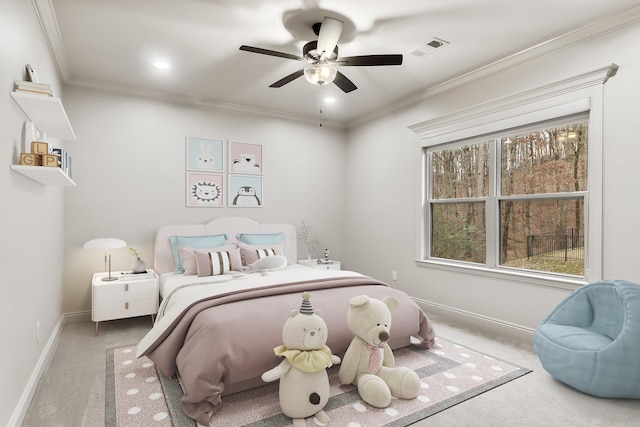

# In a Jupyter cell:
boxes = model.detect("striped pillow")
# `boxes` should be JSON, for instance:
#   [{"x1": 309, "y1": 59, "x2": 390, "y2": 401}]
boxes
[
  {"x1": 194, "y1": 247, "x2": 242, "y2": 277},
  {"x1": 209, "y1": 250, "x2": 232, "y2": 275},
  {"x1": 237, "y1": 241, "x2": 285, "y2": 265},
  {"x1": 179, "y1": 244, "x2": 236, "y2": 275}
]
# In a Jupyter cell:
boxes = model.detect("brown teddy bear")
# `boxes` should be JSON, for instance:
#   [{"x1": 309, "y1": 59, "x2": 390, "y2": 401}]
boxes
[
  {"x1": 338, "y1": 294, "x2": 422, "y2": 408},
  {"x1": 262, "y1": 292, "x2": 341, "y2": 426}
]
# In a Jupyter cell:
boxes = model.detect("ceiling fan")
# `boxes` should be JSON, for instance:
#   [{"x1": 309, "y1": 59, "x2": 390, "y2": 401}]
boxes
[{"x1": 239, "y1": 16, "x2": 402, "y2": 93}]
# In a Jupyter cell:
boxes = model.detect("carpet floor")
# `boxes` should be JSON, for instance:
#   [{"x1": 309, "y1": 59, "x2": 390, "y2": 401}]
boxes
[{"x1": 107, "y1": 336, "x2": 531, "y2": 426}]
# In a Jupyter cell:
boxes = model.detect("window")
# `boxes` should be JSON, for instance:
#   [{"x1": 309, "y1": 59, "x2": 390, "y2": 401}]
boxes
[
  {"x1": 410, "y1": 64, "x2": 616, "y2": 285},
  {"x1": 427, "y1": 115, "x2": 588, "y2": 277}
]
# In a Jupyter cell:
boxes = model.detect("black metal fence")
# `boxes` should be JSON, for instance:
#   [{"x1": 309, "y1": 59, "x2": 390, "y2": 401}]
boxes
[{"x1": 526, "y1": 229, "x2": 584, "y2": 261}]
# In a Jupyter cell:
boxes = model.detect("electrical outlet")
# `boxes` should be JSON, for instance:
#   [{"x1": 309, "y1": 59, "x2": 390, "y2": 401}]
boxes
[
  {"x1": 36, "y1": 321, "x2": 40, "y2": 342},
  {"x1": 392, "y1": 271, "x2": 397, "y2": 281}
]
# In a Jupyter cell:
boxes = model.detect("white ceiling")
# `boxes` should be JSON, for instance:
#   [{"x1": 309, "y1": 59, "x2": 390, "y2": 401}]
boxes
[{"x1": 35, "y1": 0, "x2": 640, "y2": 127}]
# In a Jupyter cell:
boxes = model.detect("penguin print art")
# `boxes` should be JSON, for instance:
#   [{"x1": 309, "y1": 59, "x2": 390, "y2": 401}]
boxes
[{"x1": 233, "y1": 186, "x2": 261, "y2": 206}]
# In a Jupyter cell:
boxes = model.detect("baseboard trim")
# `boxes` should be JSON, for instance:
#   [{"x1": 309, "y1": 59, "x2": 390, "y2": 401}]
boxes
[
  {"x1": 413, "y1": 297, "x2": 536, "y2": 344},
  {"x1": 8, "y1": 314, "x2": 65, "y2": 427},
  {"x1": 64, "y1": 309, "x2": 91, "y2": 323}
]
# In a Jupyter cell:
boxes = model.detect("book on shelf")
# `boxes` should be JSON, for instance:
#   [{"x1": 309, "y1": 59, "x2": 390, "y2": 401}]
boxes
[
  {"x1": 25, "y1": 64, "x2": 39, "y2": 83},
  {"x1": 14, "y1": 88, "x2": 53, "y2": 96},
  {"x1": 14, "y1": 80, "x2": 53, "y2": 96},
  {"x1": 50, "y1": 147, "x2": 71, "y2": 176}
]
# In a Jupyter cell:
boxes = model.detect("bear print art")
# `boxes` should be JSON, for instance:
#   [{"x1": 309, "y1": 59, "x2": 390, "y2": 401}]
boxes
[{"x1": 232, "y1": 153, "x2": 260, "y2": 173}]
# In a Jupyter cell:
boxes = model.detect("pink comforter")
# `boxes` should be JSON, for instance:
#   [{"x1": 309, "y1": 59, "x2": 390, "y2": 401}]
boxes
[{"x1": 138, "y1": 274, "x2": 436, "y2": 425}]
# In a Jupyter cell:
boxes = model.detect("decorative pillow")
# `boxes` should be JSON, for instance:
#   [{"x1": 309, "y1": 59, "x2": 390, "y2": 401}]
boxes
[
  {"x1": 237, "y1": 241, "x2": 285, "y2": 266},
  {"x1": 236, "y1": 232, "x2": 286, "y2": 245},
  {"x1": 169, "y1": 234, "x2": 228, "y2": 273},
  {"x1": 245, "y1": 255, "x2": 288, "y2": 274},
  {"x1": 194, "y1": 247, "x2": 243, "y2": 277},
  {"x1": 180, "y1": 245, "x2": 236, "y2": 275}
]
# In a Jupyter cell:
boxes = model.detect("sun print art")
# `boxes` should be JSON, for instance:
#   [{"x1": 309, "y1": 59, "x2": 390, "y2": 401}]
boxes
[{"x1": 186, "y1": 172, "x2": 224, "y2": 207}]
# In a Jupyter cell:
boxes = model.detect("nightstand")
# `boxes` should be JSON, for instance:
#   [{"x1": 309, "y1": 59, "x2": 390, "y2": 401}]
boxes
[
  {"x1": 298, "y1": 259, "x2": 341, "y2": 270},
  {"x1": 91, "y1": 270, "x2": 159, "y2": 335}
]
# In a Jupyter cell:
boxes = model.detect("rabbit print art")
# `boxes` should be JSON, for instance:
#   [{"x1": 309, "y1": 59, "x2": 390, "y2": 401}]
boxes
[{"x1": 197, "y1": 141, "x2": 216, "y2": 169}]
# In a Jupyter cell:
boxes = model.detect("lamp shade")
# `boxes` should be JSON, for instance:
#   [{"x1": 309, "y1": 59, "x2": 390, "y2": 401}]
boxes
[
  {"x1": 83, "y1": 238, "x2": 127, "y2": 250},
  {"x1": 304, "y1": 62, "x2": 337, "y2": 85}
]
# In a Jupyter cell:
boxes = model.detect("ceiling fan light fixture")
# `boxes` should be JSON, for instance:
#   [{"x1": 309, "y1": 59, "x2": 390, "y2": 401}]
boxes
[
  {"x1": 153, "y1": 60, "x2": 170, "y2": 69},
  {"x1": 304, "y1": 62, "x2": 337, "y2": 85}
]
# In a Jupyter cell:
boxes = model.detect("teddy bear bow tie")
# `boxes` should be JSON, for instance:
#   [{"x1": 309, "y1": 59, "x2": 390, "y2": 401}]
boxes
[{"x1": 367, "y1": 344, "x2": 384, "y2": 373}]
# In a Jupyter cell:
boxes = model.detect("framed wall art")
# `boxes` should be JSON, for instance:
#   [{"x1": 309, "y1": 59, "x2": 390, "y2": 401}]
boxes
[
  {"x1": 186, "y1": 136, "x2": 224, "y2": 172},
  {"x1": 229, "y1": 141, "x2": 262, "y2": 174},
  {"x1": 228, "y1": 174, "x2": 263, "y2": 207},
  {"x1": 186, "y1": 172, "x2": 224, "y2": 207}
]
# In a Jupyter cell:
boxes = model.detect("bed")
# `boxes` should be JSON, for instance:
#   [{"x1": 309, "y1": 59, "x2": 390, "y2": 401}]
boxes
[{"x1": 136, "y1": 217, "x2": 436, "y2": 425}]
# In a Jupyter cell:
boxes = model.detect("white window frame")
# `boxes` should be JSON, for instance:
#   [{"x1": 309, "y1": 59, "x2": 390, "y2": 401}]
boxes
[{"x1": 409, "y1": 64, "x2": 617, "y2": 289}]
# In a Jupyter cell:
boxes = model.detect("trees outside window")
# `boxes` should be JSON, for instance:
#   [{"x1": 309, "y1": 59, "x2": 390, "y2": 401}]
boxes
[{"x1": 426, "y1": 115, "x2": 588, "y2": 277}]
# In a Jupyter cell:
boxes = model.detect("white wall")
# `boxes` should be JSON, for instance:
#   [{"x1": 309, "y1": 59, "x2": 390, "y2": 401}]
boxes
[
  {"x1": 61, "y1": 87, "x2": 348, "y2": 313},
  {"x1": 344, "y1": 20, "x2": 640, "y2": 333},
  {"x1": 1, "y1": 1, "x2": 66, "y2": 425},
  {"x1": 5, "y1": 2, "x2": 640, "y2": 423}
]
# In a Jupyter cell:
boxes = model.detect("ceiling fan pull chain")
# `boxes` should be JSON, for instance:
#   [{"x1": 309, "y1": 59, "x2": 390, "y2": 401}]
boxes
[{"x1": 319, "y1": 86, "x2": 325, "y2": 127}]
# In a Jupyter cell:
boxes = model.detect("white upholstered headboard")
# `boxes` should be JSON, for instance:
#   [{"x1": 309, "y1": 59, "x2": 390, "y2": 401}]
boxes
[{"x1": 154, "y1": 217, "x2": 297, "y2": 274}]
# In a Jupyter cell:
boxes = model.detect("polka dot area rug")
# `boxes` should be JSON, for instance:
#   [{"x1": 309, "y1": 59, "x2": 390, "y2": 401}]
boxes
[
  {"x1": 106, "y1": 346, "x2": 178, "y2": 426},
  {"x1": 106, "y1": 337, "x2": 531, "y2": 426}
]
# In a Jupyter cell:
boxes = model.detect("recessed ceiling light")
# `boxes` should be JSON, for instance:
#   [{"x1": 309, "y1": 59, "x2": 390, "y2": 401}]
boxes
[
  {"x1": 324, "y1": 97, "x2": 336, "y2": 103},
  {"x1": 153, "y1": 61, "x2": 170, "y2": 69}
]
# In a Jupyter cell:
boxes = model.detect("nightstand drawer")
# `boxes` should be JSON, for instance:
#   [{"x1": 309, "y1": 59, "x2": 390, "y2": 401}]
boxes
[
  {"x1": 94, "y1": 280, "x2": 156, "y2": 303},
  {"x1": 298, "y1": 259, "x2": 341, "y2": 270},
  {"x1": 319, "y1": 263, "x2": 340, "y2": 270},
  {"x1": 93, "y1": 298, "x2": 157, "y2": 322}
]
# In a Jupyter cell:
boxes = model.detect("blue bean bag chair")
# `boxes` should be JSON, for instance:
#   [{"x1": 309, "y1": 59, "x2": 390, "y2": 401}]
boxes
[{"x1": 534, "y1": 280, "x2": 640, "y2": 399}]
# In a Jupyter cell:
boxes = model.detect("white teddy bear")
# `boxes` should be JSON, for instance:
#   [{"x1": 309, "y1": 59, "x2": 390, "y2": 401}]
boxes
[
  {"x1": 338, "y1": 294, "x2": 422, "y2": 408},
  {"x1": 262, "y1": 292, "x2": 340, "y2": 427}
]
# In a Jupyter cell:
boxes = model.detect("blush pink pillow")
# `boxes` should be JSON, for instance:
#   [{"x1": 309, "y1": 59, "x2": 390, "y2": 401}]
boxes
[
  {"x1": 179, "y1": 245, "x2": 236, "y2": 275},
  {"x1": 194, "y1": 247, "x2": 242, "y2": 277},
  {"x1": 237, "y1": 241, "x2": 285, "y2": 265}
]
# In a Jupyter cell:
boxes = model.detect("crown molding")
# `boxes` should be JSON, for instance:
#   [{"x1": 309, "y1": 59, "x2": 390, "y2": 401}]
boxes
[
  {"x1": 30, "y1": 1, "x2": 346, "y2": 128},
  {"x1": 65, "y1": 78, "x2": 346, "y2": 129},
  {"x1": 408, "y1": 63, "x2": 617, "y2": 138},
  {"x1": 32, "y1": 1, "x2": 640, "y2": 130},
  {"x1": 32, "y1": 0, "x2": 70, "y2": 82},
  {"x1": 349, "y1": 5, "x2": 640, "y2": 128}
]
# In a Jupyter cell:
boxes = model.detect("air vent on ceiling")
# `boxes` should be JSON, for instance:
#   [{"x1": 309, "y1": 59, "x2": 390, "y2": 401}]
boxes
[{"x1": 410, "y1": 38, "x2": 449, "y2": 58}]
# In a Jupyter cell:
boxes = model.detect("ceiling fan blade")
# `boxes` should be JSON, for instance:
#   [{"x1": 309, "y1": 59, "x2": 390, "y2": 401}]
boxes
[
  {"x1": 239, "y1": 45, "x2": 304, "y2": 62},
  {"x1": 338, "y1": 54, "x2": 403, "y2": 66},
  {"x1": 316, "y1": 17, "x2": 343, "y2": 59},
  {"x1": 333, "y1": 71, "x2": 357, "y2": 93},
  {"x1": 269, "y1": 69, "x2": 305, "y2": 88}
]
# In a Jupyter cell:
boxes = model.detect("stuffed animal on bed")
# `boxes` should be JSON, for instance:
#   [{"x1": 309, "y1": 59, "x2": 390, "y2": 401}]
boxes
[
  {"x1": 338, "y1": 294, "x2": 422, "y2": 408},
  {"x1": 261, "y1": 292, "x2": 341, "y2": 427}
]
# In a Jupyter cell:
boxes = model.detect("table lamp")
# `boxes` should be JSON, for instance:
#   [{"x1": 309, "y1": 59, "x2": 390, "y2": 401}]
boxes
[{"x1": 84, "y1": 237, "x2": 127, "y2": 281}]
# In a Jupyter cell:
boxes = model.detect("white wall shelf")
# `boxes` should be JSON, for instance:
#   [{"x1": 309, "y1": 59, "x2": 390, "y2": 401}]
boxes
[
  {"x1": 10, "y1": 89, "x2": 77, "y2": 186},
  {"x1": 10, "y1": 165, "x2": 76, "y2": 187},
  {"x1": 10, "y1": 91, "x2": 76, "y2": 141}
]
